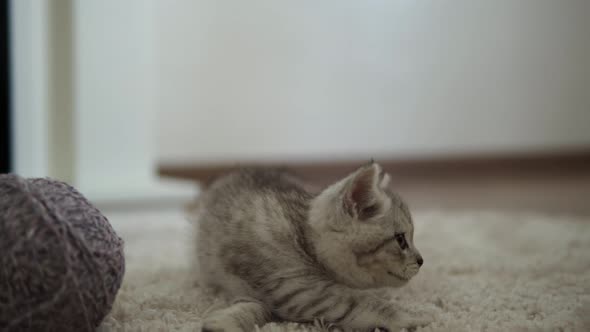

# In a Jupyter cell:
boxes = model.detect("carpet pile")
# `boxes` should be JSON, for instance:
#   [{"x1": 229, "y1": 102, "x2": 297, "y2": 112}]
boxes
[{"x1": 99, "y1": 209, "x2": 590, "y2": 331}]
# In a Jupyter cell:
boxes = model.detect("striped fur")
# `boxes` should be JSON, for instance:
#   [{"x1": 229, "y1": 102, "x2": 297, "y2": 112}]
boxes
[{"x1": 195, "y1": 163, "x2": 429, "y2": 331}]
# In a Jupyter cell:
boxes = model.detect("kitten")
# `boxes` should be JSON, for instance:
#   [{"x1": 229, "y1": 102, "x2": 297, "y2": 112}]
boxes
[{"x1": 195, "y1": 162, "x2": 430, "y2": 331}]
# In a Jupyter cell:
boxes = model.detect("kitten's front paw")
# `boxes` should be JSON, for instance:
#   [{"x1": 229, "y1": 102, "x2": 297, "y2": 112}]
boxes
[
  {"x1": 201, "y1": 317, "x2": 240, "y2": 332},
  {"x1": 390, "y1": 311, "x2": 435, "y2": 331}
]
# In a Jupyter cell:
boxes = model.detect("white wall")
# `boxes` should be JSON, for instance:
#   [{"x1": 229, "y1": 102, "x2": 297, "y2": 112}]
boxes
[
  {"x1": 10, "y1": 0, "x2": 196, "y2": 203},
  {"x1": 72, "y1": 0, "x2": 195, "y2": 202},
  {"x1": 74, "y1": 0, "x2": 156, "y2": 190},
  {"x1": 155, "y1": 0, "x2": 590, "y2": 164}
]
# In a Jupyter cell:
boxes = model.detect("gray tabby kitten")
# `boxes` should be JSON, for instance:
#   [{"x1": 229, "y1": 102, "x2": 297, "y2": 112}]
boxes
[{"x1": 195, "y1": 162, "x2": 430, "y2": 331}]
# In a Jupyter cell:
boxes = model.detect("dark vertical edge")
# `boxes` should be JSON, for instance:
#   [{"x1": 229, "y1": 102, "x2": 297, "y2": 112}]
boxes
[{"x1": 0, "y1": 0, "x2": 10, "y2": 173}]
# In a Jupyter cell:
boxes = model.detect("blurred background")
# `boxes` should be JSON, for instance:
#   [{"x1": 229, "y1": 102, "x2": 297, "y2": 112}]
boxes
[{"x1": 2, "y1": 0, "x2": 590, "y2": 214}]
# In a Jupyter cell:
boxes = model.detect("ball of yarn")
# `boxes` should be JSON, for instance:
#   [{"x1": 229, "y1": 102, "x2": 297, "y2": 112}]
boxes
[{"x1": 0, "y1": 174, "x2": 125, "y2": 331}]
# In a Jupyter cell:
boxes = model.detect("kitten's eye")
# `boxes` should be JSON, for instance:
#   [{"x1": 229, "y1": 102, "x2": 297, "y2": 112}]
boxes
[
  {"x1": 394, "y1": 233, "x2": 408, "y2": 250},
  {"x1": 361, "y1": 204, "x2": 378, "y2": 217}
]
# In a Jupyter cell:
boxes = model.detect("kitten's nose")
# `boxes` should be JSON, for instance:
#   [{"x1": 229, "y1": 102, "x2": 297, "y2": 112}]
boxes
[{"x1": 417, "y1": 256, "x2": 424, "y2": 267}]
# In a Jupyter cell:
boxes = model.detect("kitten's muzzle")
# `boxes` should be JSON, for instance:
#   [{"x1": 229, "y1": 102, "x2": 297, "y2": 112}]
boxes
[
  {"x1": 417, "y1": 256, "x2": 424, "y2": 267},
  {"x1": 387, "y1": 270, "x2": 409, "y2": 280}
]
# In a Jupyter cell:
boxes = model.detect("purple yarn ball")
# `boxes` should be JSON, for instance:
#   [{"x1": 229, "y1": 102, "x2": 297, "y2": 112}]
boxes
[{"x1": 0, "y1": 174, "x2": 125, "y2": 331}]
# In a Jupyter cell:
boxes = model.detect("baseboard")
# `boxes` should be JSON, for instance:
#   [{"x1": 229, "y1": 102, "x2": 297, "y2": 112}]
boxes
[{"x1": 158, "y1": 149, "x2": 590, "y2": 187}]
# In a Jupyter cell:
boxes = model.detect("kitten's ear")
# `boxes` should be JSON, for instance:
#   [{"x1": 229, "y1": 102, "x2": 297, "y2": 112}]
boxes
[
  {"x1": 379, "y1": 172, "x2": 391, "y2": 190},
  {"x1": 344, "y1": 163, "x2": 383, "y2": 220}
]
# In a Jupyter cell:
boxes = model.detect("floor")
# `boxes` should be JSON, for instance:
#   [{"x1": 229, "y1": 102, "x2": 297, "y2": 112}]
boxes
[
  {"x1": 98, "y1": 158, "x2": 590, "y2": 330},
  {"x1": 100, "y1": 207, "x2": 590, "y2": 331}
]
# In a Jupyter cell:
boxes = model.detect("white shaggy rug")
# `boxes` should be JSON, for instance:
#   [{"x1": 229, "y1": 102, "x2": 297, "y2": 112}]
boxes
[{"x1": 98, "y1": 208, "x2": 590, "y2": 331}]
